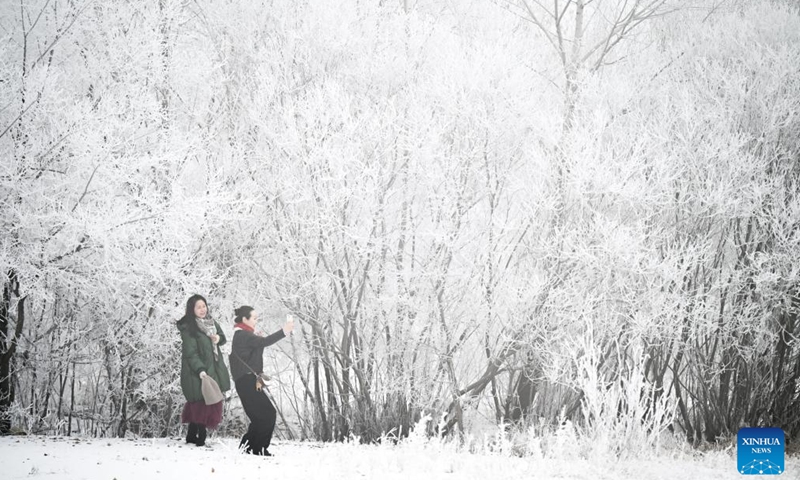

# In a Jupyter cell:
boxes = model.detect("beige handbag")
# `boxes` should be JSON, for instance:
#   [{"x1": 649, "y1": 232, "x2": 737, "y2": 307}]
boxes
[{"x1": 201, "y1": 375, "x2": 224, "y2": 405}]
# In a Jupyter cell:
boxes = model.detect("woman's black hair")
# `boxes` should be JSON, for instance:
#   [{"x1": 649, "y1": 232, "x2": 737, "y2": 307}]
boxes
[
  {"x1": 178, "y1": 294, "x2": 208, "y2": 325},
  {"x1": 234, "y1": 306, "x2": 254, "y2": 324}
]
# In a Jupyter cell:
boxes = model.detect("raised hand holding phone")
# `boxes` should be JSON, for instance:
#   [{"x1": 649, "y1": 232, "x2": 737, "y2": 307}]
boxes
[{"x1": 283, "y1": 314, "x2": 295, "y2": 336}]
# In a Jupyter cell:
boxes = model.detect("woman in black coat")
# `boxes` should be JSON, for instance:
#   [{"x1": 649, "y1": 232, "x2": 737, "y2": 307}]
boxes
[{"x1": 229, "y1": 306, "x2": 294, "y2": 456}]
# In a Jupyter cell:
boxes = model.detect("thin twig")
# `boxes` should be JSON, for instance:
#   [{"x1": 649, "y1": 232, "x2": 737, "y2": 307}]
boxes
[
  {"x1": 71, "y1": 164, "x2": 100, "y2": 212},
  {"x1": 0, "y1": 92, "x2": 41, "y2": 140}
]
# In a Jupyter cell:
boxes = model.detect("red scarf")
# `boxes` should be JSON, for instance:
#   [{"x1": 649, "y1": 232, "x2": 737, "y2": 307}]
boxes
[{"x1": 234, "y1": 323, "x2": 254, "y2": 333}]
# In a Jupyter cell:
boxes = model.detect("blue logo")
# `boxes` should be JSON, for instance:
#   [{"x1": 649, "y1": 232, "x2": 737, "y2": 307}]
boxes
[{"x1": 737, "y1": 427, "x2": 785, "y2": 475}]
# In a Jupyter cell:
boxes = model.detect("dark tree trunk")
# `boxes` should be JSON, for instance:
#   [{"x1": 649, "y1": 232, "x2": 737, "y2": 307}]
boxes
[{"x1": 0, "y1": 270, "x2": 24, "y2": 434}]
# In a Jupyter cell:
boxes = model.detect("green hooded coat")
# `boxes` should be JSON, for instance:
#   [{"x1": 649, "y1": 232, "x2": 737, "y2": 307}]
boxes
[{"x1": 177, "y1": 317, "x2": 231, "y2": 403}]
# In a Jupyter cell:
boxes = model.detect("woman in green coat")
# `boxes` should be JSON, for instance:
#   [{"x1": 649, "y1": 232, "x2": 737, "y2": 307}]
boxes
[{"x1": 177, "y1": 294, "x2": 231, "y2": 446}]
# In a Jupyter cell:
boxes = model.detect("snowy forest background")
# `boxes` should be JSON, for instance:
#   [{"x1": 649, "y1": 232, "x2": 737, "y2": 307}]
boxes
[{"x1": 1, "y1": 0, "x2": 799, "y2": 458}]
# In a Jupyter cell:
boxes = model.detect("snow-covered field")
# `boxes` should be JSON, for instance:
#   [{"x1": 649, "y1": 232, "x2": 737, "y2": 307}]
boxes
[{"x1": 2, "y1": 435, "x2": 797, "y2": 480}]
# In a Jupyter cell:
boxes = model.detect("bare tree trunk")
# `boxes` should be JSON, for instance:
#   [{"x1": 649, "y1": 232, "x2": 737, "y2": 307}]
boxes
[
  {"x1": 312, "y1": 357, "x2": 331, "y2": 441},
  {"x1": 562, "y1": 0, "x2": 584, "y2": 132},
  {"x1": 0, "y1": 271, "x2": 24, "y2": 434},
  {"x1": 68, "y1": 363, "x2": 76, "y2": 436},
  {"x1": 158, "y1": 0, "x2": 172, "y2": 126}
]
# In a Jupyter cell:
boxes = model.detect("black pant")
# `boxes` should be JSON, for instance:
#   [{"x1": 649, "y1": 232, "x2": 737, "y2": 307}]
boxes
[{"x1": 235, "y1": 374, "x2": 277, "y2": 455}]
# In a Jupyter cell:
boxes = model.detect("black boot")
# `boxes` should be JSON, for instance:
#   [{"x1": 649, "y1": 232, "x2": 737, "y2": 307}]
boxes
[
  {"x1": 196, "y1": 424, "x2": 207, "y2": 447},
  {"x1": 186, "y1": 423, "x2": 198, "y2": 444}
]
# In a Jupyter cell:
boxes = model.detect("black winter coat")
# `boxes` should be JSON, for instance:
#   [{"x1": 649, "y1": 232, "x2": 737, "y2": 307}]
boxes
[{"x1": 229, "y1": 328, "x2": 285, "y2": 382}]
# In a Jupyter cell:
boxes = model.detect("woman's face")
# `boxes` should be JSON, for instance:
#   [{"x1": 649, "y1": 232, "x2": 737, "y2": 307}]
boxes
[
  {"x1": 193, "y1": 300, "x2": 208, "y2": 319},
  {"x1": 243, "y1": 311, "x2": 258, "y2": 329}
]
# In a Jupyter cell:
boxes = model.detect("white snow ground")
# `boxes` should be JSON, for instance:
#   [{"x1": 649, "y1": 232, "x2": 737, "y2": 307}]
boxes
[{"x1": 1, "y1": 435, "x2": 798, "y2": 480}]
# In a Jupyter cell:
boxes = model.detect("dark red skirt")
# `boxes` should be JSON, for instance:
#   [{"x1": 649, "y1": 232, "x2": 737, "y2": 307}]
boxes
[{"x1": 181, "y1": 401, "x2": 223, "y2": 429}]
